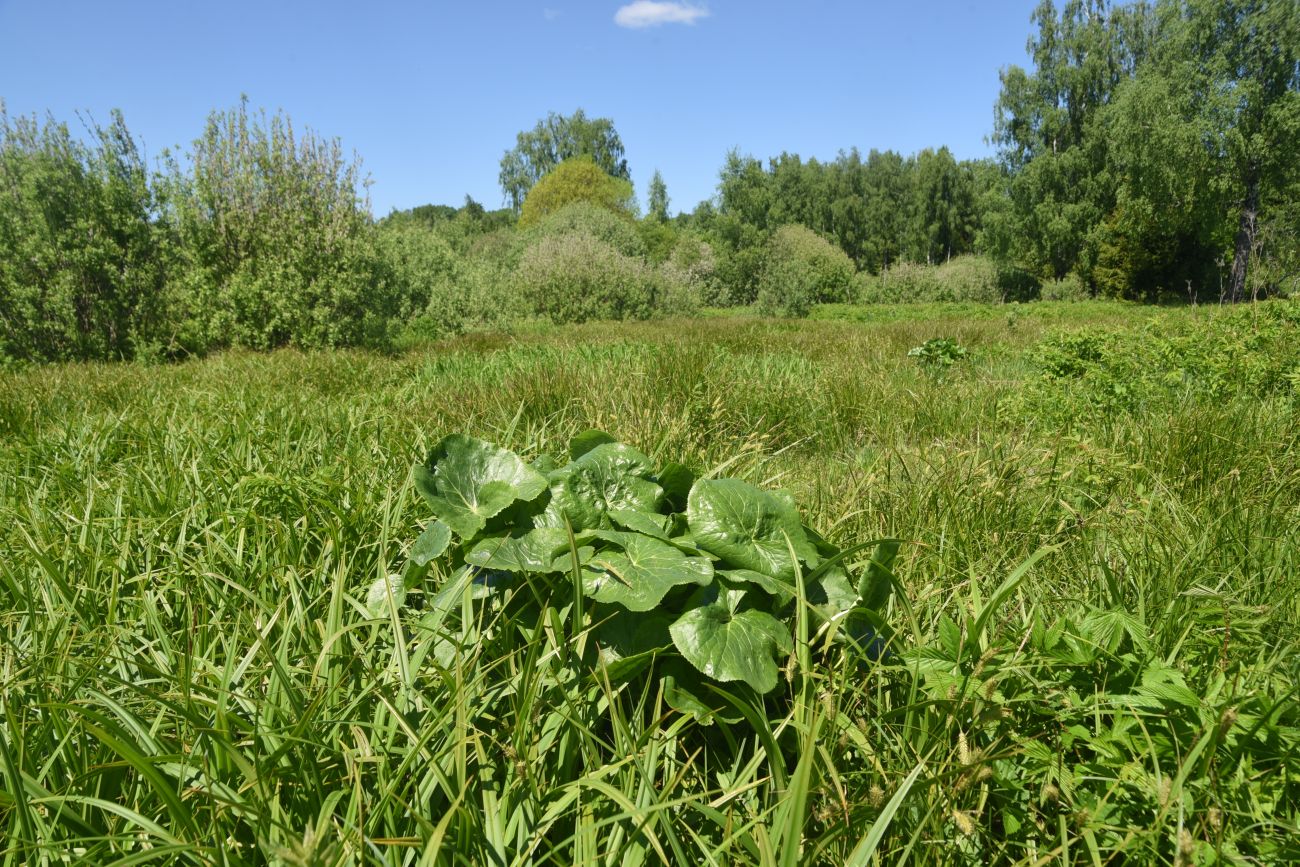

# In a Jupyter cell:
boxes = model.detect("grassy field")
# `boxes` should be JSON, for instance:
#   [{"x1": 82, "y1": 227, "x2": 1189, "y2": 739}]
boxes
[{"x1": 1, "y1": 301, "x2": 1298, "y2": 865}]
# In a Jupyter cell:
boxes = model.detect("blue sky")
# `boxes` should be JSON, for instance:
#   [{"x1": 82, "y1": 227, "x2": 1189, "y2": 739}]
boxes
[{"x1": 0, "y1": 0, "x2": 1040, "y2": 216}]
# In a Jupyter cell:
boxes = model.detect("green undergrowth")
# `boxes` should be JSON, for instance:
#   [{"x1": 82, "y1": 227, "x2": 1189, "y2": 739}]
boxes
[{"x1": 0, "y1": 301, "x2": 1297, "y2": 864}]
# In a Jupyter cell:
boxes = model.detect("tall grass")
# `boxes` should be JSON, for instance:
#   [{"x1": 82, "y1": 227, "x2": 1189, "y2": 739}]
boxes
[{"x1": 1, "y1": 302, "x2": 1296, "y2": 864}]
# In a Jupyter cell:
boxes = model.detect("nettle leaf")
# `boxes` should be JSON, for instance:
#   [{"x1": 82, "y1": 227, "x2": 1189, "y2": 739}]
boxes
[
  {"x1": 410, "y1": 520, "x2": 452, "y2": 567},
  {"x1": 415, "y1": 435, "x2": 548, "y2": 539},
  {"x1": 540, "y1": 443, "x2": 665, "y2": 532},
  {"x1": 670, "y1": 586, "x2": 793, "y2": 693},
  {"x1": 466, "y1": 527, "x2": 591, "y2": 574},
  {"x1": 686, "y1": 478, "x2": 819, "y2": 581},
  {"x1": 583, "y1": 532, "x2": 713, "y2": 611}
]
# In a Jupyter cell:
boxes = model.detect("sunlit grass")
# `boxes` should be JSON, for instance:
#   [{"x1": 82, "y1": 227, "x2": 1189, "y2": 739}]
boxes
[{"x1": 1, "y1": 301, "x2": 1296, "y2": 864}]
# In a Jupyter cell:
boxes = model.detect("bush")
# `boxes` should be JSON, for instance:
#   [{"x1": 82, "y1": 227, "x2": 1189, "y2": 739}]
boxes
[
  {"x1": 526, "y1": 201, "x2": 646, "y2": 258},
  {"x1": 1041, "y1": 272, "x2": 1091, "y2": 301},
  {"x1": 660, "y1": 236, "x2": 719, "y2": 308},
  {"x1": 0, "y1": 108, "x2": 171, "y2": 362},
  {"x1": 518, "y1": 156, "x2": 635, "y2": 228},
  {"x1": 380, "y1": 224, "x2": 520, "y2": 337},
  {"x1": 856, "y1": 256, "x2": 1004, "y2": 303},
  {"x1": 755, "y1": 225, "x2": 855, "y2": 317},
  {"x1": 514, "y1": 232, "x2": 659, "y2": 324},
  {"x1": 159, "y1": 99, "x2": 389, "y2": 352}
]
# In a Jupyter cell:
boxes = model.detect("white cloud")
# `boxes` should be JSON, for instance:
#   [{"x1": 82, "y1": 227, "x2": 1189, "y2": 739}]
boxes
[
  {"x1": 543, "y1": 7, "x2": 562, "y2": 20},
  {"x1": 614, "y1": 1, "x2": 709, "y2": 29}
]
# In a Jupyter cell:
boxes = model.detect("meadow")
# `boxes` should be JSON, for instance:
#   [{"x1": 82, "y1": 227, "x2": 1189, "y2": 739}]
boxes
[{"x1": 1, "y1": 299, "x2": 1298, "y2": 865}]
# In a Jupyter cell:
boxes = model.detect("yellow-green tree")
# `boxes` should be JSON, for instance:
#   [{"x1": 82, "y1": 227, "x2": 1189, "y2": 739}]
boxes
[{"x1": 519, "y1": 156, "x2": 635, "y2": 228}]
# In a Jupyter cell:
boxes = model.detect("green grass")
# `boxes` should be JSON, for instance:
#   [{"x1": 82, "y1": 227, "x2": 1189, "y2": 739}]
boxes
[{"x1": 1, "y1": 301, "x2": 1297, "y2": 865}]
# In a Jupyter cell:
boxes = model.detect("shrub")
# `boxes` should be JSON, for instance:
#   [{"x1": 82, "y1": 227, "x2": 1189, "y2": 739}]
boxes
[
  {"x1": 159, "y1": 99, "x2": 389, "y2": 351},
  {"x1": 526, "y1": 201, "x2": 646, "y2": 258},
  {"x1": 659, "y1": 236, "x2": 719, "y2": 309},
  {"x1": 0, "y1": 108, "x2": 171, "y2": 362},
  {"x1": 857, "y1": 256, "x2": 1004, "y2": 303},
  {"x1": 514, "y1": 232, "x2": 658, "y2": 324},
  {"x1": 518, "y1": 156, "x2": 635, "y2": 228},
  {"x1": 1041, "y1": 272, "x2": 1091, "y2": 301},
  {"x1": 755, "y1": 225, "x2": 855, "y2": 317},
  {"x1": 379, "y1": 224, "x2": 518, "y2": 336}
]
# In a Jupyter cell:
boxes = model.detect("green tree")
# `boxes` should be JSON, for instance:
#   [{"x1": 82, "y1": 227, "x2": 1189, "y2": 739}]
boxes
[
  {"x1": 1170, "y1": 0, "x2": 1300, "y2": 300},
  {"x1": 499, "y1": 109, "x2": 630, "y2": 212},
  {"x1": 647, "y1": 170, "x2": 670, "y2": 221},
  {"x1": 159, "y1": 98, "x2": 386, "y2": 350},
  {"x1": 518, "y1": 156, "x2": 635, "y2": 228},
  {"x1": 992, "y1": 0, "x2": 1154, "y2": 280},
  {"x1": 0, "y1": 107, "x2": 170, "y2": 361}
]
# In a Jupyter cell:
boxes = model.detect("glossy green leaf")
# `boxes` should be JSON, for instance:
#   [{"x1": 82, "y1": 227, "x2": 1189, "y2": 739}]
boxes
[
  {"x1": 414, "y1": 435, "x2": 548, "y2": 538},
  {"x1": 365, "y1": 573, "x2": 406, "y2": 617},
  {"x1": 720, "y1": 568, "x2": 795, "y2": 600},
  {"x1": 583, "y1": 532, "x2": 713, "y2": 611},
  {"x1": 539, "y1": 443, "x2": 664, "y2": 531},
  {"x1": 410, "y1": 519, "x2": 452, "y2": 567},
  {"x1": 466, "y1": 527, "x2": 591, "y2": 574},
  {"x1": 569, "y1": 429, "x2": 618, "y2": 460},
  {"x1": 686, "y1": 478, "x2": 819, "y2": 580},
  {"x1": 608, "y1": 508, "x2": 671, "y2": 539},
  {"x1": 670, "y1": 586, "x2": 793, "y2": 692}
]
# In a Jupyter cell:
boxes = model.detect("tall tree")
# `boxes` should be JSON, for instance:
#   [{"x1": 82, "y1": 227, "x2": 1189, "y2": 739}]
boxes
[
  {"x1": 1171, "y1": 0, "x2": 1300, "y2": 300},
  {"x1": 499, "y1": 109, "x2": 630, "y2": 212},
  {"x1": 647, "y1": 170, "x2": 670, "y2": 221},
  {"x1": 992, "y1": 0, "x2": 1154, "y2": 280}
]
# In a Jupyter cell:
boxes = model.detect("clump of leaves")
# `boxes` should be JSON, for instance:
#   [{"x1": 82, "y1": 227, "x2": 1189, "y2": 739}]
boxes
[
  {"x1": 908, "y1": 336, "x2": 968, "y2": 378},
  {"x1": 373, "y1": 432, "x2": 897, "y2": 718}
]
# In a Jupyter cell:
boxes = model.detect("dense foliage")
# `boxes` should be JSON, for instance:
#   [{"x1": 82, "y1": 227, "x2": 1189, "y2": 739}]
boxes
[
  {"x1": 498, "y1": 108, "x2": 631, "y2": 213},
  {"x1": 517, "y1": 156, "x2": 636, "y2": 228},
  {"x1": 755, "y1": 224, "x2": 856, "y2": 317},
  {"x1": 378, "y1": 432, "x2": 895, "y2": 715},
  {"x1": 0, "y1": 108, "x2": 170, "y2": 362}
]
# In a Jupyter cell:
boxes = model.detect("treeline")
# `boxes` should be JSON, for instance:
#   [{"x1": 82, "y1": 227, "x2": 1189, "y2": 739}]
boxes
[
  {"x1": 688, "y1": 0, "x2": 1300, "y2": 304},
  {"x1": 3, "y1": 0, "x2": 1297, "y2": 363}
]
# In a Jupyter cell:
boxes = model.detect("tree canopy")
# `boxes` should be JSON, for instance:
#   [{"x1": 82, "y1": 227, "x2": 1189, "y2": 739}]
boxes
[
  {"x1": 499, "y1": 109, "x2": 631, "y2": 212},
  {"x1": 518, "y1": 156, "x2": 636, "y2": 228}
]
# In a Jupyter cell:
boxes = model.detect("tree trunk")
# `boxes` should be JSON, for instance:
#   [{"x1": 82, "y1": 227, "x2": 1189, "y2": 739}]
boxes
[{"x1": 1227, "y1": 167, "x2": 1260, "y2": 303}]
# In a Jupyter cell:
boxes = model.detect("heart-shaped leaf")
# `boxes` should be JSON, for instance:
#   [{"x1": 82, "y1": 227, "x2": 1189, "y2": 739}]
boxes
[
  {"x1": 569, "y1": 429, "x2": 618, "y2": 460},
  {"x1": 466, "y1": 527, "x2": 591, "y2": 574},
  {"x1": 583, "y1": 532, "x2": 713, "y2": 611},
  {"x1": 415, "y1": 435, "x2": 548, "y2": 538},
  {"x1": 686, "y1": 478, "x2": 819, "y2": 581},
  {"x1": 670, "y1": 586, "x2": 793, "y2": 692},
  {"x1": 539, "y1": 443, "x2": 664, "y2": 531}
]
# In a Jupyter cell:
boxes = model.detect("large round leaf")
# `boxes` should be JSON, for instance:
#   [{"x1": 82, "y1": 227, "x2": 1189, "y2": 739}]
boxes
[
  {"x1": 686, "y1": 478, "x2": 818, "y2": 581},
  {"x1": 539, "y1": 443, "x2": 664, "y2": 531},
  {"x1": 583, "y1": 532, "x2": 713, "y2": 611},
  {"x1": 415, "y1": 435, "x2": 548, "y2": 538},
  {"x1": 669, "y1": 586, "x2": 793, "y2": 693},
  {"x1": 466, "y1": 527, "x2": 591, "y2": 574}
]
